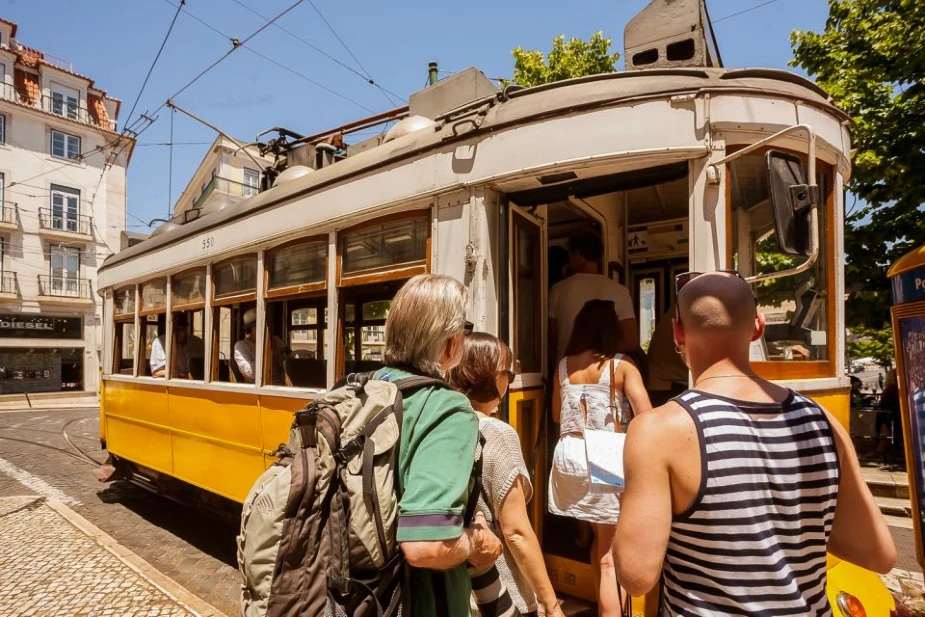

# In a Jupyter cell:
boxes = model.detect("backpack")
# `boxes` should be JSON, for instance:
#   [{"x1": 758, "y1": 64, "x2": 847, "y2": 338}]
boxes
[{"x1": 237, "y1": 371, "x2": 460, "y2": 617}]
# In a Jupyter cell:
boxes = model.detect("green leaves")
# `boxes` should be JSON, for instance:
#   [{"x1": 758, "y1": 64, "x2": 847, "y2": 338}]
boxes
[
  {"x1": 510, "y1": 32, "x2": 620, "y2": 88},
  {"x1": 847, "y1": 326, "x2": 894, "y2": 368},
  {"x1": 792, "y1": 0, "x2": 925, "y2": 328}
]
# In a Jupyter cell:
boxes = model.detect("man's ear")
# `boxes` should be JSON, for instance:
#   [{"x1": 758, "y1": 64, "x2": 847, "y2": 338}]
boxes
[{"x1": 752, "y1": 312, "x2": 766, "y2": 342}]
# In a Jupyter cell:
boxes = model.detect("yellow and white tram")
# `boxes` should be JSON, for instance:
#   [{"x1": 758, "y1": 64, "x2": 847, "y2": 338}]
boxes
[{"x1": 97, "y1": 3, "x2": 894, "y2": 614}]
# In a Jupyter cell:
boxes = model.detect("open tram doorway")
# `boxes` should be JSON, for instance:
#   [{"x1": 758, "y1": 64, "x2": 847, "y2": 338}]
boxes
[{"x1": 507, "y1": 162, "x2": 692, "y2": 602}]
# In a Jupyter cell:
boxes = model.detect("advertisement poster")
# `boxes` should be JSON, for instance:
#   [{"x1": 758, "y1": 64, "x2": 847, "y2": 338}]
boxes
[{"x1": 900, "y1": 315, "x2": 925, "y2": 543}]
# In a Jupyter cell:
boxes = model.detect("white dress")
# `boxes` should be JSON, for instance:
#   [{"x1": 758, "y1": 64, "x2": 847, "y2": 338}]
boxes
[{"x1": 548, "y1": 355, "x2": 629, "y2": 524}]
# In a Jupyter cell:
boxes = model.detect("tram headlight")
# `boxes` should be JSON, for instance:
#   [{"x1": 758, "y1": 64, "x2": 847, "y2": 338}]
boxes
[{"x1": 835, "y1": 592, "x2": 867, "y2": 617}]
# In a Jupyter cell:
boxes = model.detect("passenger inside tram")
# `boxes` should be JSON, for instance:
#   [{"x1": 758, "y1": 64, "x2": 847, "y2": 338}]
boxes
[
  {"x1": 233, "y1": 309, "x2": 258, "y2": 383},
  {"x1": 150, "y1": 313, "x2": 204, "y2": 379}
]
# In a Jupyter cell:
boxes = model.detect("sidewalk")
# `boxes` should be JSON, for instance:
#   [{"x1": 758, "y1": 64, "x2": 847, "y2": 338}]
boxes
[{"x1": 0, "y1": 496, "x2": 227, "y2": 617}]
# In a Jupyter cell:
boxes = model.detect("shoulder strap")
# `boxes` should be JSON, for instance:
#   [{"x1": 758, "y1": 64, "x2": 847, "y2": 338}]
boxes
[
  {"x1": 464, "y1": 432, "x2": 487, "y2": 525},
  {"x1": 392, "y1": 375, "x2": 449, "y2": 392}
]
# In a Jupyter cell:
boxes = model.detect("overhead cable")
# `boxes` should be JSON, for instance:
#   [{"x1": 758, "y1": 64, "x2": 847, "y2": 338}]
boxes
[{"x1": 123, "y1": 0, "x2": 185, "y2": 131}]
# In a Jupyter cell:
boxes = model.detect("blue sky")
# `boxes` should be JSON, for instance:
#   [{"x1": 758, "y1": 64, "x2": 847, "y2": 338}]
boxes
[{"x1": 2, "y1": 0, "x2": 830, "y2": 231}]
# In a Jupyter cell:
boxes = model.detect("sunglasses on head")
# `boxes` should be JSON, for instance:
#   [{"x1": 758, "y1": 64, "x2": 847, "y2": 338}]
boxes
[{"x1": 674, "y1": 270, "x2": 744, "y2": 323}]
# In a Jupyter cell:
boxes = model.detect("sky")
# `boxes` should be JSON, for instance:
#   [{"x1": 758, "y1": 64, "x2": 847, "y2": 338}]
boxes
[{"x1": 1, "y1": 0, "x2": 831, "y2": 232}]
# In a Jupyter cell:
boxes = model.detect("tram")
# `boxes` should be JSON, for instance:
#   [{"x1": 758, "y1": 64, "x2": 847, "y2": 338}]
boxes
[{"x1": 97, "y1": 1, "x2": 894, "y2": 614}]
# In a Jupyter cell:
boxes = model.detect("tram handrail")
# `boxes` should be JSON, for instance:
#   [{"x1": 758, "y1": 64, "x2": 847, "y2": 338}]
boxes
[{"x1": 708, "y1": 123, "x2": 820, "y2": 285}]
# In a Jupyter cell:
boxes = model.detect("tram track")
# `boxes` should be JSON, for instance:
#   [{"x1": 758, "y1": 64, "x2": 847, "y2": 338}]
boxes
[{"x1": 0, "y1": 417, "x2": 105, "y2": 468}]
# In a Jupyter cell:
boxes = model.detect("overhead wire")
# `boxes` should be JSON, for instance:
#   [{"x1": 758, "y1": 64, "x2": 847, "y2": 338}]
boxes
[
  {"x1": 159, "y1": 0, "x2": 376, "y2": 113},
  {"x1": 714, "y1": 0, "x2": 784, "y2": 23},
  {"x1": 122, "y1": 0, "x2": 185, "y2": 131}
]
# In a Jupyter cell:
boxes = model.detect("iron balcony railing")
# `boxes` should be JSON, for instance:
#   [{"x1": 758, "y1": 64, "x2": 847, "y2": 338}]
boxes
[
  {"x1": 38, "y1": 275, "x2": 91, "y2": 299},
  {"x1": 0, "y1": 201, "x2": 16, "y2": 225},
  {"x1": 192, "y1": 176, "x2": 259, "y2": 209},
  {"x1": 38, "y1": 208, "x2": 93, "y2": 237},
  {"x1": 0, "y1": 83, "x2": 116, "y2": 131},
  {"x1": 0, "y1": 271, "x2": 16, "y2": 295}
]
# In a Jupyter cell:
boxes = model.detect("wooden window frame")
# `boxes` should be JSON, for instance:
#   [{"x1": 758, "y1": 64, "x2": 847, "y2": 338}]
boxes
[
  {"x1": 171, "y1": 267, "x2": 207, "y2": 312},
  {"x1": 263, "y1": 295, "x2": 327, "y2": 386},
  {"x1": 512, "y1": 209, "x2": 543, "y2": 375},
  {"x1": 212, "y1": 254, "x2": 258, "y2": 307},
  {"x1": 336, "y1": 210, "x2": 431, "y2": 288},
  {"x1": 138, "y1": 278, "x2": 167, "y2": 317},
  {"x1": 724, "y1": 146, "x2": 837, "y2": 380},
  {"x1": 264, "y1": 235, "x2": 329, "y2": 300}
]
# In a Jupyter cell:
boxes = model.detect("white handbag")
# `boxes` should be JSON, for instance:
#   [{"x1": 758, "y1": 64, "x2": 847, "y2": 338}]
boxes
[{"x1": 582, "y1": 358, "x2": 629, "y2": 493}]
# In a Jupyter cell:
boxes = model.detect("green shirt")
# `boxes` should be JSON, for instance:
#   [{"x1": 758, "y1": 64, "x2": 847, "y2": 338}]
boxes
[{"x1": 376, "y1": 367, "x2": 478, "y2": 617}]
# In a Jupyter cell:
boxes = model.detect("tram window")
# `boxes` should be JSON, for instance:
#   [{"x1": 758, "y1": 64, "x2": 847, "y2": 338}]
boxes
[
  {"x1": 172, "y1": 269, "x2": 206, "y2": 307},
  {"x1": 268, "y1": 240, "x2": 326, "y2": 290},
  {"x1": 265, "y1": 299, "x2": 327, "y2": 388},
  {"x1": 167, "y1": 309, "x2": 206, "y2": 380},
  {"x1": 114, "y1": 286, "x2": 135, "y2": 316},
  {"x1": 140, "y1": 279, "x2": 166, "y2": 312},
  {"x1": 113, "y1": 321, "x2": 135, "y2": 375},
  {"x1": 343, "y1": 297, "x2": 390, "y2": 374},
  {"x1": 214, "y1": 255, "x2": 257, "y2": 298},
  {"x1": 212, "y1": 303, "x2": 256, "y2": 383},
  {"x1": 729, "y1": 153, "x2": 829, "y2": 362},
  {"x1": 341, "y1": 215, "x2": 428, "y2": 276},
  {"x1": 513, "y1": 212, "x2": 542, "y2": 374},
  {"x1": 140, "y1": 314, "x2": 164, "y2": 377}
]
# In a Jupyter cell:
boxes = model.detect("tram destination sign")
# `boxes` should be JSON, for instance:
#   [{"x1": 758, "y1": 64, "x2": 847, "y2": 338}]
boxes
[{"x1": 0, "y1": 315, "x2": 82, "y2": 339}]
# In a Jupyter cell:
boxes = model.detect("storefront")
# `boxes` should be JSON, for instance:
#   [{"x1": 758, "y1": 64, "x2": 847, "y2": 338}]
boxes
[{"x1": 0, "y1": 314, "x2": 85, "y2": 394}]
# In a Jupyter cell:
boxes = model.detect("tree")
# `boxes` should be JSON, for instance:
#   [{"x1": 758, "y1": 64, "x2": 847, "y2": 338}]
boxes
[
  {"x1": 791, "y1": 0, "x2": 925, "y2": 329},
  {"x1": 847, "y1": 326, "x2": 894, "y2": 369},
  {"x1": 511, "y1": 32, "x2": 619, "y2": 88}
]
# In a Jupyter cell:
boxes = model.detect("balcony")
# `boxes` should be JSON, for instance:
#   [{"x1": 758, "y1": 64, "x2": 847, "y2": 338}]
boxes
[
  {"x1": 192, "y1": 176, "x2": 258, "y2": 210},
  {"x1": 0, "y1": 83, "x2": 116, "y2": 131},
  {"x1": 37, "y1": 208, "x2": 93, "y2": 243},
  {"x1": 37, "y1": 275, "x2": 92, "y2": 304},
  {"x1": 0, "y1": 201, "x2": 17, "y2": 231},
  {"x1": 0, "y1": 271, "x2": 17, "y2": 299}
]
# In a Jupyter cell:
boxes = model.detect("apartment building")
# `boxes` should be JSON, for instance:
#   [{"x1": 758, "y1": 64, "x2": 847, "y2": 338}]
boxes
[{"x1": 0, "y1": 19, "x2": 133, "y2": 397}]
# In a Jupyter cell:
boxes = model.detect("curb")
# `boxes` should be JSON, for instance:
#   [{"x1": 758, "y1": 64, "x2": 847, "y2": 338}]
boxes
[{"x1": 43, "y1": 498, "x2": 230, "y2": 617}]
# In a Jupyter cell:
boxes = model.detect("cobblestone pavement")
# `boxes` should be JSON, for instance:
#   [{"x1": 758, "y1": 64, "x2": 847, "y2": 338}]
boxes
[
  {"x1": 0, "y1": 495, "x2": 206, "y2": 617},
  {"x1": 0, "y1": 408, "x2": 240, "y2": 616}
]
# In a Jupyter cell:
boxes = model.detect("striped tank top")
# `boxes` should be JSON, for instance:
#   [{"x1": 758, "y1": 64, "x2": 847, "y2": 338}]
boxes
[{"x1": 662, "y1": 389, "x2": 840, "y2": 617}]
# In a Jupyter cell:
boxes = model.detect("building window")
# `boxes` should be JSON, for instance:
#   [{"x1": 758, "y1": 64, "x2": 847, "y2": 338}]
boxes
[
  {"x1": 243, "y1": 168, "x2": 260, "y2": 197},
  {"x1": 51, "y1": 130, "x2": 80, "y2": 160},
  {"x1": 0, "y1": 115, "x2": 5, "y2": 144},
  {"x1": 49, "y1": 245, "x2": 80, "y2": 296},
  {"x1": 51, "y1": 89, "x2": 79, "y2": 121},
  {"x1": 50, "y1": 185, "x2": 80, "y2": 232}
]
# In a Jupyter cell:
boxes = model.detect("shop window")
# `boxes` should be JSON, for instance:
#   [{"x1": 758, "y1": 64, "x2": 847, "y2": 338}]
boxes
[
  {"x1": 513, "y1": 212, "x2": 542, "y2": 374},
  {"x1": 0, "y1": 347, "x2": 83, "y2": 394},
  {"x1": 340, "y1": 215, "x2": 428, "y2": 277},
  {"x1": 214, "y1": 255, "x2": 257, "y2": 298},
  {"x1": 729, "y1": 153, "x2": 830, "y2": 364}
]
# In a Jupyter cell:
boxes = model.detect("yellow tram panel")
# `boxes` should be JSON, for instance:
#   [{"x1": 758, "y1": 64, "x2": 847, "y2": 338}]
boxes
[{"x1": 103, "y1": 381, "x2": 173, "y2": 475}]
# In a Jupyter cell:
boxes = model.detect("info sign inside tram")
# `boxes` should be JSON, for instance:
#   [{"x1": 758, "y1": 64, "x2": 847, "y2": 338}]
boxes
[{"x1": 889, "y1": 245, "x2": 925, "y2": 569}]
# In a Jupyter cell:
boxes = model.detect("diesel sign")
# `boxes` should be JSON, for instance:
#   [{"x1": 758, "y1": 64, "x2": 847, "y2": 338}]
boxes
[{"x1": 0, "y1": 315, "x2": 82, "y2": 339}]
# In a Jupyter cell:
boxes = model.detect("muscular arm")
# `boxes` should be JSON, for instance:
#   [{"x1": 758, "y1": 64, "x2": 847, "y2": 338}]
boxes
[
  {"x1": 826, "y1": 410, "x2": 897, "y2": 573},
  {"x1": 496, "y1": 478, "x2": 559, "y2": 611},
  {"x1": 615, "y1": 405, "x2": 691, "y2": 596}
]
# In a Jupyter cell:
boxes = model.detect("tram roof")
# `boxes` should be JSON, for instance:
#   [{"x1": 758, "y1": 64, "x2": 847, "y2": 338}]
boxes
[{"x1": 104, "y1": 67, "x2": 848, "y2": 275}]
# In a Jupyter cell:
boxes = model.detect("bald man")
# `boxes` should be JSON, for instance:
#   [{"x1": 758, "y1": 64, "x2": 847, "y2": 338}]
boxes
[{"x1": 614, "y1": 272, "x2": 895, "y2": 616}]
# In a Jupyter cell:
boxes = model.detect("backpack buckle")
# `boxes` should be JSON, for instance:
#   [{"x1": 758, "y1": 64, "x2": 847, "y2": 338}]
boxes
[{"x1": 334, "y1": 434, "x2": 365, "y2": 465}]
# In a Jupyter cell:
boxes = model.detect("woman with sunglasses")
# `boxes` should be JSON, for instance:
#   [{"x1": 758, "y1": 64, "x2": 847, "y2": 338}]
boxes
[
  {"x1": 448, "y1": 333, "x2": 564, "y2": 617},
  {"x1": 549, "y1": 300, "x2": 651, "y2": 617}
]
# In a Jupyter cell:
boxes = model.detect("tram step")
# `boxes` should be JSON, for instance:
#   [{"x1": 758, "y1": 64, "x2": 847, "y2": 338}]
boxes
[
  {"x1": 876, "y1": 496, "x2": 912, "y2": 518},
  {"x1": 863, "y1": 471, "x2": 910, "y2": 500}
]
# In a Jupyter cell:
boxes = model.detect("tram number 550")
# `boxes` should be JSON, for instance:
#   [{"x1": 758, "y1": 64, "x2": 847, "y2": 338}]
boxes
[{"x1": 201, "y1": 236, "x2": 215, "y2": 251}]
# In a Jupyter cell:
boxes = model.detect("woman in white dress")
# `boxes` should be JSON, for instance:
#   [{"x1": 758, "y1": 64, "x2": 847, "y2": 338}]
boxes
[{"x1": 549, "y1": 300, "x2": 651, "y2": 616}]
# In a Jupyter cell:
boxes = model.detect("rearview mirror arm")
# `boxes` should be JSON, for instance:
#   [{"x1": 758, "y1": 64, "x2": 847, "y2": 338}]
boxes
[{"x1": 707, "y1": 124, "x2": 819, "y2": 284}]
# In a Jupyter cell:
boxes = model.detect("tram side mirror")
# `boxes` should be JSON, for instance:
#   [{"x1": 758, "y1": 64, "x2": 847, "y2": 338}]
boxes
[{"x1": 766, "y1": 150, "x2": 816, "y2": 257}]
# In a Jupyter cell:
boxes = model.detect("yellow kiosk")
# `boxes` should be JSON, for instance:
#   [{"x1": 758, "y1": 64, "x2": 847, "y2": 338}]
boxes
[{"x1": 889, "y1": 245, "x2": 925, "y2": 570}]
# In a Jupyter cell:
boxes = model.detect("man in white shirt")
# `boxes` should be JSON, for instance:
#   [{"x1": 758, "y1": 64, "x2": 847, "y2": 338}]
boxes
[
  {"x1": 234, "y1": 309, "x2": 258, "y2": 383},
  {"x1": 549, "y1": 232, "x2": 638, "y2": 361},
  {"x1": 150, "y1": 314, "x2": 204, "y2": 378}
]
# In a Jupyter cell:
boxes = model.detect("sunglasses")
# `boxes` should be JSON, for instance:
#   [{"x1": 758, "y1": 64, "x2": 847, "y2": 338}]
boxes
[
  {"x1": 674, "y1": 270, "x2": 744, "y2": 323},
  {"x1": 499, "y1": 369, "x2": 515, "y2": 381},
  {"x1": 464, "y1": 321, "x2": 474, "y2": 336}
]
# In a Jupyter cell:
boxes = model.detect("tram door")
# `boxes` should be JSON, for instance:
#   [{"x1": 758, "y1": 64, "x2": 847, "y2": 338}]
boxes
[{"x1": 630, "y1": 258, "x2": 688, "y2": 351}]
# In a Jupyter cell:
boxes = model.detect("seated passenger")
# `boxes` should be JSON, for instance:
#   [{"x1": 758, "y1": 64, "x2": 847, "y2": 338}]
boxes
[
  {"x1": 234, "y1": 309, "x2": 258, "y2": 383},
  {"x1": 447, "y1": 333, "x2": 564, "y2": 617},
  {"x1": 150, "y1": 314, "x2": 204, "y2": 378}
]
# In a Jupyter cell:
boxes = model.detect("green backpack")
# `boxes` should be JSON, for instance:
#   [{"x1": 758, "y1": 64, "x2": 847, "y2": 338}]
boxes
[{"x1": 238, "y1": 372, "x2": 449, "y2": 617}]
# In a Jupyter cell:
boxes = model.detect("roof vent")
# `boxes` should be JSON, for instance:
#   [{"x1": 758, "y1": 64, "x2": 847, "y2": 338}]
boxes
[
  {"x1": 625, "y1": 0, "x2": 722, "y2": 70},
  {"x1": 149, "y1": 221, "x2": 181, "y2": 238},
  {"x1": 383, "y1": 116, "x2": 436, "y2": 143},
  {"x1": 408, "y1": 67, "x2": 498, "y2": 120},
  {"x1": 200, "y1": 194, "x2": 240, "y2": 217},
  {"x1": 273, "y1": 165, "x2": 314, "y2": 187}
]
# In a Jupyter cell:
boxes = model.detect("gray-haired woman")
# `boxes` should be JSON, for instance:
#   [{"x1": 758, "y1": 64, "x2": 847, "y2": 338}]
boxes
[{"x1": 378, "y1": 274, "x2": 502, "y2": 617}]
